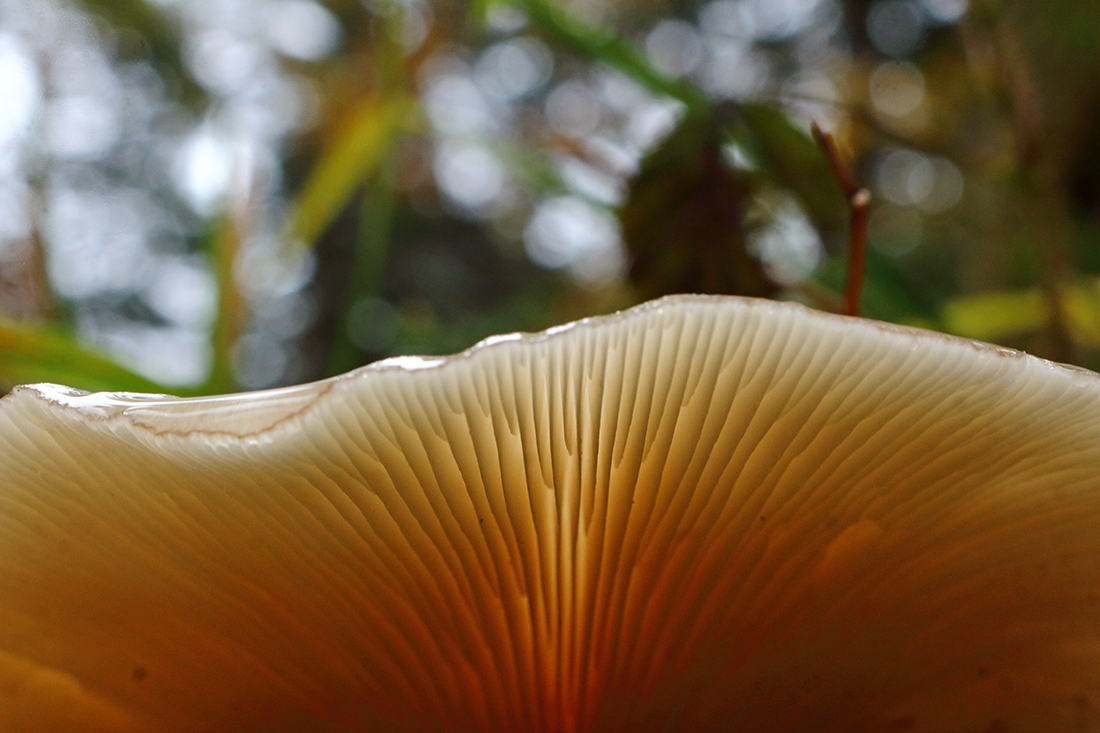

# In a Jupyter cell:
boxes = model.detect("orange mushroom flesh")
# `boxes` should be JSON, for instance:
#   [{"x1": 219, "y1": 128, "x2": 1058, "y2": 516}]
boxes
[{"x1": 2, "y1": 294, "x2": 1100, "y2": 732}]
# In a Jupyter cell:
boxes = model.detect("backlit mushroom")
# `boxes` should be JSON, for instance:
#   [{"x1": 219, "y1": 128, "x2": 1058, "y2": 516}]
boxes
[{"x1": 2, "y1": 294, "x2": 1100, "y2": 732}]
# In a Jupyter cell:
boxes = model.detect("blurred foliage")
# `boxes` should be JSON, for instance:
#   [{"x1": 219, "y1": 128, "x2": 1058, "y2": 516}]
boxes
[
  {"x1": 2, "y1": 0, "x2": 1100, "y2": 395},
  {"x1": 0, "y1": 317, "x2": 171, "y2": 394},
  {"x1": 621, "y1": 110, "x2": 774, "y2": 299},
  {"x1": 285, "y1": 95, "x2": 411, "y2": 249},
  {"x1": 735, "y1": 104, "x2": 847, "y2": 242},
  {"x1": 75, "y1": 0, "x2": 206, "y2": 103}
]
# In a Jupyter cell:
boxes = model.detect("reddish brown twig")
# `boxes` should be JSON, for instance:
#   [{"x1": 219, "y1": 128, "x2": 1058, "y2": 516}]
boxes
[{"x1": 811, "y1": 123, "x2": 871, "y2": 318}]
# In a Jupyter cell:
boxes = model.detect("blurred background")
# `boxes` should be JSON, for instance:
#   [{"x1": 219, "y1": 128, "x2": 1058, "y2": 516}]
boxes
[{"x1": 0, "y1": 0, "x2": 1098, "y2": 395}]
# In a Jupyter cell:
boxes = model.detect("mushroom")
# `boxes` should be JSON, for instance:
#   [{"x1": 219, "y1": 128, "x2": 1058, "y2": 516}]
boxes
[{"x1": 2, "y1": 294, "x2": 1100, "y2": 732}]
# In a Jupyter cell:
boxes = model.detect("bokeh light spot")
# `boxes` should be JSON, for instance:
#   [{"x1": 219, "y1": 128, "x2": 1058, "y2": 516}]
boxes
[
  {"x1": 264, "y1": 0, "x2": 341, "y2": 61},
  {"x1": 0, "y1": 34, "x2": 40, "y2": 144},
  {"x1": 645, "y1": 20, "x2": 704, "y2": 78},
  {"x1": 869, "y1": 61, "x2": 925, "y2": 118},
  {"x1": 867, "y1": 0, "x2": 926, "y2": 58}
]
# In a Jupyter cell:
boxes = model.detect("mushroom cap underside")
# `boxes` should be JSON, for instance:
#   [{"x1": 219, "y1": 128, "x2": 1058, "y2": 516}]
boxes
[{"x1": 2, "y1": 295, "x2": 1100, "y2": 732}]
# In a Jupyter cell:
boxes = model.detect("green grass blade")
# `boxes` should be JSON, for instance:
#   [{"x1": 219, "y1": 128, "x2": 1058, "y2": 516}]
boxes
[
  {"x1": 284, "y1": 95, "x2": 412, "y2": 249},
  {"x1": 504, "y1": 0, "x2": 704, "y2": 107},
  {"x1": 325, "y1": 150, "x2": 401, "y2": 376},
  {"x1": 202, "y1": 213, "x2": 244, "y2": 394},
  {"x1": 0, "y1": 318, "x2": 176, "y2": 395}
]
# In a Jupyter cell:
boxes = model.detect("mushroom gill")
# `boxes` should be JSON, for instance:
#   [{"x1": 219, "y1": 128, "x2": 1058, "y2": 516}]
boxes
[{"x1": 2, "y1": 294, "x2": 1100, "y2": 732}]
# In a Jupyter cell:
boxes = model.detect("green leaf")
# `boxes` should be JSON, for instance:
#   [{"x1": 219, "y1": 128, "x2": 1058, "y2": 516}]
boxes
[
  {"x1": 0, "y1": 319, "x2": 175, "y2": 395},
  {"x1": 942, "y1": 278, "x2": 1100, "y2": 348},
  {"x1": 942, "y1": 289, "x2": 1044, "y2": 342},
  {"x1": 284, "y1": 95, "x2": 412, "y2": 249}
]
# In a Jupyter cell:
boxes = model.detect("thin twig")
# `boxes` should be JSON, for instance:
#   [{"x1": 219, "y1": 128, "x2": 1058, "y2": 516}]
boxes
[
  {"x1": 812, "y1": 124, "x2": 857, "y2": 199},
  {"x1": 846, "y1": 189, "x2": 871, "y2": 318},
  {"x1": 811, "y1": 123, "x2": 871, "y2": 318}
]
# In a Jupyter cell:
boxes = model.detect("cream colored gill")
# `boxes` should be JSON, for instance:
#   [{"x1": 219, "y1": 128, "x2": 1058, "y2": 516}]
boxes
[{"x1": 1, "y1": 295, "x2": 1100, "y2": 732}]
